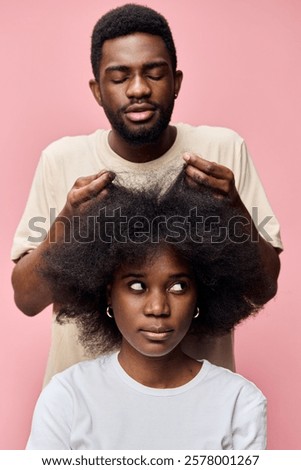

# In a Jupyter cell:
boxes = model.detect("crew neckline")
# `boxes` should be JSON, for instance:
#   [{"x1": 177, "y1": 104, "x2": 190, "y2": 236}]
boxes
[
  {"x1": 109, "y1": 351, "x2": 210, "y2": 397},
  {"x1": 98, "y1": 124, "x2": 185, "y2": 170}
]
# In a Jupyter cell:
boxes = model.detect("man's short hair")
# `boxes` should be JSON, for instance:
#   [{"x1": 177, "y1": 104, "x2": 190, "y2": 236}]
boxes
[{"x1": 91, "y1": 3, "x2": 177, "y2": 80}]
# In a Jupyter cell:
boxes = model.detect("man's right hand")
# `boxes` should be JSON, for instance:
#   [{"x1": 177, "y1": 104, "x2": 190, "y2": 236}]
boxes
[
  {"x1": 61, "y1": 170, "x2": 115, "y2": 216},
  {"x1": 11, "y1": 170, "x2": 115, "y2": 316}
]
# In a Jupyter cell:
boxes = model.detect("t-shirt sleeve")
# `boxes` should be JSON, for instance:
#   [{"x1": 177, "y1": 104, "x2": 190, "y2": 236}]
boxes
[
  {"x1": 231, "y1": 381, "x2": 267, "y2": 449},
  {"x1": 11, "y1": 151, "x2": 56, "y2": 261},
  {"x1": 26, "y1": 376, "x2": 73, "y2": 450},
  {"x1": 235, "y1": 140, "x2": 283, "y2": 251}
]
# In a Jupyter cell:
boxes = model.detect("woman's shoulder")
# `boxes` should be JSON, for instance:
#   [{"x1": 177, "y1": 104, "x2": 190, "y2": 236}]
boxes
[
  {"x1": 203, "y1": 360, "x2": 266, "y2": 403},
  {"x1": 49, "y1": 353, "x2": 116, "y2": 390}
]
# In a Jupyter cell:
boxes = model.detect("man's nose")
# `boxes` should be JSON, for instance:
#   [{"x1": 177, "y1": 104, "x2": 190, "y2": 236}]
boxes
[{"x1": 126, "y1": 75, "x2": 151, "y2": 99}]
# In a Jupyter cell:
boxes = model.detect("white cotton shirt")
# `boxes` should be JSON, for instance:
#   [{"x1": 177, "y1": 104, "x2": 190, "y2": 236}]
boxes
[{"x1": 26, "y1": 353, "x2": 267, "y2": 450}]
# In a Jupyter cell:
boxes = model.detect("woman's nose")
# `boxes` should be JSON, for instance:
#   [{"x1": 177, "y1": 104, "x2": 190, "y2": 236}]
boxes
[{"x1": 143, "y1": 291, "x2": 170, "y2": 317}]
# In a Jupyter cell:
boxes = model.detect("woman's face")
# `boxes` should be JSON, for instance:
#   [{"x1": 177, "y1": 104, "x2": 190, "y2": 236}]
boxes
[{"x1": 107, "y1": 246, "x2": 198, "y2": 360}]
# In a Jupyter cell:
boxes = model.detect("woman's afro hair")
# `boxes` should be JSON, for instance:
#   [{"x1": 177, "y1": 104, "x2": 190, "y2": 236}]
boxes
[{"x1": 41, "y1": 171, "x2": 270, "y2": 355}]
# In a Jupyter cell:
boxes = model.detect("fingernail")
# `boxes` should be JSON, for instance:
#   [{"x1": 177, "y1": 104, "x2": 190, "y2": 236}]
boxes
[{"x1": 183, "y1": 153, "x2": 190, "y2": 162}]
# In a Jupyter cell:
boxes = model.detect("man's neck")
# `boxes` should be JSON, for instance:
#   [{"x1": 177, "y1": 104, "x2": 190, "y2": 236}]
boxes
[{"x1": 108, "y1": 125, "x2": 177, "y2": 163}]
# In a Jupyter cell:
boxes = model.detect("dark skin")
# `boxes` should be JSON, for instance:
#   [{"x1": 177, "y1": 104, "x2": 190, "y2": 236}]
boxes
[
  {"x1": 89, "y1": 34, "x2": 183, "y2": 162},
  {"x1": 12, "y1": 32, "x2": 280, "y2": 318},
  {"x1": 106, "y1": 246, "x2": 201, "y2": 388}
]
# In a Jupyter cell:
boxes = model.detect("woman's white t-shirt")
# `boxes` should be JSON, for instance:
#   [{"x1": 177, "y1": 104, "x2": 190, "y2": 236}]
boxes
[{"x1": 26, "y1": 352, "x2": 266, "y2": 450}]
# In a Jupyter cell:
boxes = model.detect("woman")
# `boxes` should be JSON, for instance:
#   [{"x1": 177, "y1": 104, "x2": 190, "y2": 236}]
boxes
[{"x1": 26, "y1": 173, "x2": 268, "y2": 449}]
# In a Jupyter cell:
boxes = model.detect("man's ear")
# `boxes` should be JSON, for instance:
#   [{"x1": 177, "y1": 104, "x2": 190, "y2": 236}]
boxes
[
  {"x1": 89, "y1": 79, "x2": 102, "y2": 106},
  {"x1": 174, "y1": 70, "x2": 183, "y2": 98}
]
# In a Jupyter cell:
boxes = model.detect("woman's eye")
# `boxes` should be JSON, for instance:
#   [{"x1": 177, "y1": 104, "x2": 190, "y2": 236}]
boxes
[
  {"x1": 169, "y1": 282, "x2": 186, "y2": 293},
  {"x1": 129, "y1": 282, "x2": 144, "y2": 291}
]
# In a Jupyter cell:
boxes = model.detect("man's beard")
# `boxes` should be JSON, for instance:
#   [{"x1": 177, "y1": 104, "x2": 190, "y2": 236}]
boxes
[{"x1": 102, "y1": 100, "x2": 175, "y2": 147}]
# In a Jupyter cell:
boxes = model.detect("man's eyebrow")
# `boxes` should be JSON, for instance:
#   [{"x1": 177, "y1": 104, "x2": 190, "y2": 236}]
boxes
[
  {"x1": 143, "y1": 61, "x2": 169, "y2": 71},
  {"x1": 105, "y1": 61, "x2": 169, "y2": 74},
  {"x1": 105, "y1": 65, "x2": 130, "y2": 74}
]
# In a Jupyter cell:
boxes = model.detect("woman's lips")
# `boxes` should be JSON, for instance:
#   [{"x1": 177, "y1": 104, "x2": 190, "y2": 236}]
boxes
[{"x1": 140, "y1": 328, "x2": 173, "y2": 341}]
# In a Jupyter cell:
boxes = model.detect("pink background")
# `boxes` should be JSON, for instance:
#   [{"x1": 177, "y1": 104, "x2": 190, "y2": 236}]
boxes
[{"x1": 1, "y1": 0, "x2": 300, "y2": 449}]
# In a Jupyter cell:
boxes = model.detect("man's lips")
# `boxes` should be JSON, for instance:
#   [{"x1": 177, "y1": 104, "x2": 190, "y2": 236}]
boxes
[{"x1": 124, "y1": 104, "x2": 156, "y2": 122}]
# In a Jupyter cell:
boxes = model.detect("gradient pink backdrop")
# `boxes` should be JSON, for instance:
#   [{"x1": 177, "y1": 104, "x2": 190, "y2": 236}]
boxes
[{"x1": 1, "y1": 0, "x2": 300, "y2": 449}]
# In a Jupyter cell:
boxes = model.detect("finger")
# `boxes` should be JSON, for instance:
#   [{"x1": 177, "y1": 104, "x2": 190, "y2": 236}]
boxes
[
  {"x1": 184, "y1": 174, "x2": 202, "y2": 190},
  {"x1": 185, "y1": 173, "x2": 225, "y2": 200},
  {"x1": 86, "y1": 171, "x2": 116, "y2": 196},
  {"x1": 183, "y1": 153, "x2": 233, "y2": 180},
  {"x1": 69, "y1": 171, "x2": 115, "y2": 207},
  {"x1": 73, "y1": 170, "x2": 115, "y2": 189},
  {"x1": 184, "y1": 164, "x2": 232, "y2": 195}
]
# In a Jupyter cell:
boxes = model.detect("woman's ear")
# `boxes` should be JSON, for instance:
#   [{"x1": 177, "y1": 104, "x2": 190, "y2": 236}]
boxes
[{"x1": 106, "y1": 284, "x2": 112, "y2": 305}]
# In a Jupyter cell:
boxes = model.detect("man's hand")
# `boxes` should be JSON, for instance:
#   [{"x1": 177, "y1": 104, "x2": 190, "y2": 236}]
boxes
[
  {"x1": 183, "y1": 153, "x2": 239, "y2": 203},
  {"x1": 50, "y1": 170, "x2": 115, "y2": 243},
  {"x1": 61, "y1": 170, "x2": 115, "y2": 215},
  {"x1": 12, "y1": 170, "x2": 115, "y2": 316},
  {"x1": 182, "y1": 152, "x2": 280, "y2": 303}
]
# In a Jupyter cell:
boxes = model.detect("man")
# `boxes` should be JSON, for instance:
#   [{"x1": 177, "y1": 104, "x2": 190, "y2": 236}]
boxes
[{"x1": 11, "y1": 4, "x2": 282, "y2": 385}]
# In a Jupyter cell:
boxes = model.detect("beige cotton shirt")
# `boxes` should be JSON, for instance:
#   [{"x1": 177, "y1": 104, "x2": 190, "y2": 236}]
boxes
[{"x1": 11, "y1": 124, "x2": 283, "y2": 385}]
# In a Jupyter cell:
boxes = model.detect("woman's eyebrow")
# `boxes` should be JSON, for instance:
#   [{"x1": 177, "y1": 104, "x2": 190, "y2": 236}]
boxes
[
  {"x1": 120, "y1": 272, "x2": 193, "y2": 280},
  {"x1": 168, "y1": 273, "x2": 193, "y2": 280},
  {"x1": 120, "y1": 273, "x2": 145, "y2": 279}
]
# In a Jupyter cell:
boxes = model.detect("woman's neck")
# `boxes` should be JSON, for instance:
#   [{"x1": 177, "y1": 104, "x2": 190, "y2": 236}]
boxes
[{"x1": 118, "y1": 343, "x2": 202, "y2": 389}]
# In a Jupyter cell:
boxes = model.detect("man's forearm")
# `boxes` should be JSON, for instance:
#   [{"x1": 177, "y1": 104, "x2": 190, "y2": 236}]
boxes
[
  {"x1": 257, "y1": 234, "x2": 281, "y2": 302},
  {"x1": 236, "y1": 199, "x2": 281, "y2": 303},
  {"x1": 12, "y1": 171, "x2": 115, "y2": 317},
  {"x1": 11, "y1": 243, "x2": 53, "y2": 316}
]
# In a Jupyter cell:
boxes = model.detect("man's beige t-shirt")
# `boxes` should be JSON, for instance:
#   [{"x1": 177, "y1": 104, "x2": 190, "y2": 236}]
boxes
[{"x1": 11, "y1": 124, "x2": 283, "y2": 385}]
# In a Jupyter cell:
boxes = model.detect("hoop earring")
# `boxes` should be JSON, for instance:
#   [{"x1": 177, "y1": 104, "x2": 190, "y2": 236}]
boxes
[
  {"x1": 193, "y1": 307, "x2": 200, "y2": 319},
  {"x1": 106, "y1": 306, "x2": 114, "y2": 318}
]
